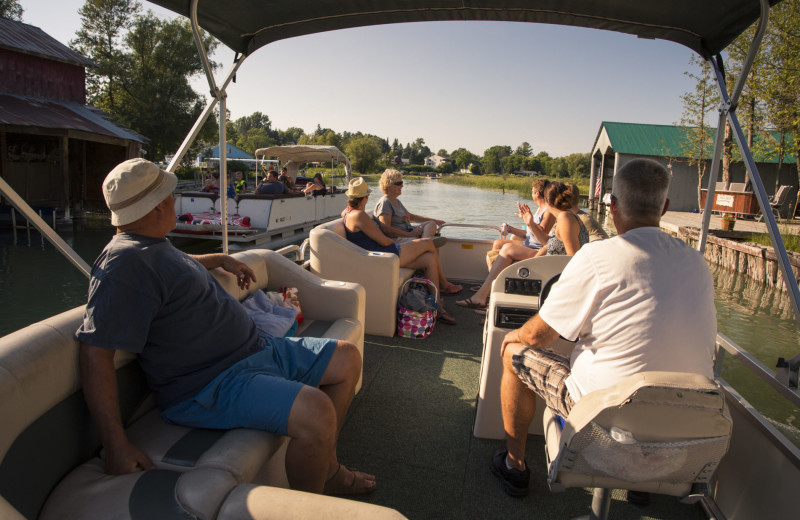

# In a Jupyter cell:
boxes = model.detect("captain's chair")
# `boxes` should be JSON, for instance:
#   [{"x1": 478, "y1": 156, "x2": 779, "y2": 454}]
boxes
[{"x1": 543, "y1": 371, "x2": 732, "y2": 520}]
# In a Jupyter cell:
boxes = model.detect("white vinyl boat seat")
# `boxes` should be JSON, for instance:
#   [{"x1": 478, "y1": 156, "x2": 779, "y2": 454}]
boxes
[
  {"x1": 0, "y1": 250, "x2": 399, "y2": 520},
  {"x1": 310, "y1": 218, "x2": 415, "y2": 337},
  {"x1": 543, "y1": 371, "x2": 732, "y2": 520}
]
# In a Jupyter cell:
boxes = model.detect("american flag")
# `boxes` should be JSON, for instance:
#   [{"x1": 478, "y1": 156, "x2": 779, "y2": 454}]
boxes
[{"x1": 594, "y1": 175, "x2": 602, "y2": 197}]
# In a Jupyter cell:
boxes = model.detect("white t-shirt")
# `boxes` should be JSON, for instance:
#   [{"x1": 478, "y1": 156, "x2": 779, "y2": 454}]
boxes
[{"x1": 538, "y1": 226, "x2": 716, "y2": 402}]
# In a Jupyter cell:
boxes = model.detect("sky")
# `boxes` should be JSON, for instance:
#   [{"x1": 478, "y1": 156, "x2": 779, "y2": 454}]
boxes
[{"x1": 20, "y1": 0, "x2": 699, "y2": 157}]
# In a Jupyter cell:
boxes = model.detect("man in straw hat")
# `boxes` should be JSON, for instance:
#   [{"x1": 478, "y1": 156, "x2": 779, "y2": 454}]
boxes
[{"x1": 76, "y1": 158, "x2": 375, "y2": 495}]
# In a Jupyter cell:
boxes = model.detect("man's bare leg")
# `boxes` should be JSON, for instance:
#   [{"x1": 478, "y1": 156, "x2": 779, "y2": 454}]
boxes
[
  {"x1": 501, "y1": 344, "x2": 537, "y2": 470},
  {"x1": 284, "y1": 341, "x2": 373, "y2": 493}
]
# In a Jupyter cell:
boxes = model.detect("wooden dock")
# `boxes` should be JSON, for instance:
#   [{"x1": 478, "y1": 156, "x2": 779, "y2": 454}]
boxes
[
  {"x1": 655, "y1": 211, "x2": 799, "y2": 291},
  {"x1": 659, "y1": 211, "x2": 800, "y2": 235}
]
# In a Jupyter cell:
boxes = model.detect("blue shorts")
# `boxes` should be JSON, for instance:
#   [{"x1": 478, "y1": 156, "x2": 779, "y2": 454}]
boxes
[{"x1": 162, "y1": 336, "x2": 338, "y2": 436}]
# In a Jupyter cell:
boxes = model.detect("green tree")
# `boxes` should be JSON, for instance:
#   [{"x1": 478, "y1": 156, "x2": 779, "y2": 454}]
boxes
[
  {"x1": 760, "y1": 0, "x2": 800, "y2": 215},
  {"x1": 515, "y1": 142, "x2": 533, "y2": 157},
  {"x1": 277, "y1": 126, "x2": 304, "y2": 145},
  {"x1": 0, "y1": 0, "x2": 23, "y2": 20},
  {"x1": 115, "y1": 12, "x2": 218, "y2": 160},
  {"x1": 71, "y1": 0, "x2": 141, "y2": 113},
  {"x1": 680, "y1": 54, "x2": 718, "y2": 205},
  {"x1": 482, "y1": 145, "x2": 511, "y2": 175},
  {"x1": 564, "y1": 153, "x2": 591, "y2": 178},
  {"x1": 345, "y1": 135, "x2": 383, "y2": 173},
  {"x1": 451, "y1": 148, "x2": 480, "y2": 172},
  {"x1": 237, "y1": 128, "x2": 275, "y2": 154}
]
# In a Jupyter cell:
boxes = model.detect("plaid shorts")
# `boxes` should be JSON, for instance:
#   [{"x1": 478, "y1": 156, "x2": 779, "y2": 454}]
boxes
[{"x1": 511, "y1": 348, "x2": 575, "y2": 418}]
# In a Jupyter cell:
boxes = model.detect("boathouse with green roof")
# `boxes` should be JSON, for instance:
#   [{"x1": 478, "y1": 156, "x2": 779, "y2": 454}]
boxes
[{"x1": 590, "y1": 121, "x2": 797, "y2": 213}]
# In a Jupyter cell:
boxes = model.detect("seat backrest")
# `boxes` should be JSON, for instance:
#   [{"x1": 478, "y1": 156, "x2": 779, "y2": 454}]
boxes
[
  {"x1": 773, "y1": 185, "x2": 792, "y2": 204},
  {"x1": 314, "y1": 217, "x2": 347, "y2": 239},
  {"x1": 547, "y1": 371, "x2": 731, "y2": 496},
  {"x1": 728, "y1": 182, "x2": 747, "y2": 192}
]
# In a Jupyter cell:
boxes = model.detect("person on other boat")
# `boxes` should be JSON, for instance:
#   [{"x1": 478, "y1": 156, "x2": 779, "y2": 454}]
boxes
[
  {"x1": 233, "y1": 171, "x2": 247, "y2": 196},
  {"x1": 256, "y1": 170, "x2": 288, "y2": 195},
  {"x1": 279, "y1": 173, "x2": 298, "y2": 193},
  {"x1": 491, "y1": 158, "x2": 716, "y2": 497},
  {"x1": 342, "y1": 177, "x2": 461, "y2": 323},
  {"x1": 201, "y1": 168, "x2": 220, "y2": 193},
  {"x1": 303, "y1": 173, "x2": 327, "y2": 196},
  {"x1": 76, "y1": 159, "x2": 375, "y2": 496},
  {"x1": 373, "y1": 169, "x2": 445, "y2": 241},
  {"x1": 565, "y1": 182, "x2": 608, "y2": 242},
  {"x1": 486, "y1": 178, "x2": 555, "y2": 269},
  {"x1": 457, "y1": 182, "x2": 588, "y2": 311}
]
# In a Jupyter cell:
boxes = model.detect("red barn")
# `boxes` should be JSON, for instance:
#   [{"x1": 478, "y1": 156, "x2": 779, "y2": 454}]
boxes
[{"x1": 0, "y1": 17, "x2": 143, "y2": 219}]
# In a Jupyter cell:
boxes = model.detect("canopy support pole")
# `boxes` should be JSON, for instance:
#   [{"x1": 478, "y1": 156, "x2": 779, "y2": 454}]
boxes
[
  {"x1": 702, "y1": 0, "x2": 800, "y2": 328},
  {"x1": 165, "y1": 55, "x2": 245, "y2": 174},
  {"x1": 188, "y1": 0, "x2": 235, "y2": 253}
]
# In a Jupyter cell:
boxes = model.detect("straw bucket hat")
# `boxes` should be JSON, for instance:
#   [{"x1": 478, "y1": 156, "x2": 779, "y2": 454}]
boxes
[
  {"x1": 103, "y1": 158, "x2": 178, "y2": 226},
  {"x1": 345, "y1": 177, "x2": 371, "y2": 198}
]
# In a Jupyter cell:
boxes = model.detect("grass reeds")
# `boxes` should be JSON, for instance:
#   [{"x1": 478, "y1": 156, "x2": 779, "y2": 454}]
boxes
[
  {"x1": 439, "y1": 174, "x2": 590, "y2": 200},
  {"x1": 746, "y1": 223, "x2": 800, "y2": 253}
]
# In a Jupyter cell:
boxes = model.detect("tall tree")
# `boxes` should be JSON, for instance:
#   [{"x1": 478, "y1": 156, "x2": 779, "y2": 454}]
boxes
[
  {"x1": 71, "y1": 0, "x2": 141, "y2": 113},
  {"x1": 0, "y1": 0, "x2": 23, "y2": 20},
  {"x1": 113, "y1": 12, "x2": 218, "y2": 160},
  {"x1": 482, "y1": 145, "x2": 511, "y2": 175},
  {"x1": 345, "y1": 135, "x2": 383, "y2": 173},
  {"x1": 515, "y1": 142, "x2": 533, "y2": 157},
  {"x1": 680, "y1": 54, "x2": 718, "y2": 205},
  {"x1": 762, "y1": 0, "x2": 800, "y2": 215}
]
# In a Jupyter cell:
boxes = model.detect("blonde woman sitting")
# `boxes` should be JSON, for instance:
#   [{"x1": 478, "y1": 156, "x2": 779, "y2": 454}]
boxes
[
  {"x1": 373, "y1": 169, "x2": 444, "y2": 242},
  {"x1": 342, "y1": 178, "x2": 458, "y2": 324}
]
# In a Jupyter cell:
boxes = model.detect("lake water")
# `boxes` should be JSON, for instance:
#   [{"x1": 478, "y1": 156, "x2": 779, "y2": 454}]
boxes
[{"x1": 1, "y1": 177, "x2": 798, "y2": 441}]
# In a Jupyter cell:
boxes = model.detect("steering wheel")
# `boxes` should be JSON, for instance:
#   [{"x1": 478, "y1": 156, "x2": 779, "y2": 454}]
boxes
[{"x1": 538, "y1": 273, "x2": 561, "y2": 309}]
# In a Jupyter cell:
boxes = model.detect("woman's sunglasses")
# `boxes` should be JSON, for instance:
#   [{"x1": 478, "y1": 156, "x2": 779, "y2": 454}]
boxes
[{"x1": 393, "y1": 181, "x2": 404, "y2": 186}]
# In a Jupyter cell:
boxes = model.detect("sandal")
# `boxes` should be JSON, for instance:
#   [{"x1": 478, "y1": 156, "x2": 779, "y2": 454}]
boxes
[
  {"x1": 441, "y1": 284, "x2": 463, "y2": 295},
  {"x1": 455, "y1": 297, "x2": 487, "y2": 310},
  {"x1": 438, "y1": 309, "x2": 456, "y2": 325},
  {"x1": 324, "y1": 464, "x2": 376, "y2": 495}
]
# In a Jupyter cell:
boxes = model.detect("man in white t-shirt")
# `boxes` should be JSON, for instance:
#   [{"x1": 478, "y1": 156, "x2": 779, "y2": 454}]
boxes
[{"x1": 491, "y1": 158, "x2": 716, "y2": 497}]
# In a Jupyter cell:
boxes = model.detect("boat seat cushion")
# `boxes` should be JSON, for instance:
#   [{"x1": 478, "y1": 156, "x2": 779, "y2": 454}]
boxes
[{"x1": 39, "y1": 459, "x2": 239, "y2": 520}]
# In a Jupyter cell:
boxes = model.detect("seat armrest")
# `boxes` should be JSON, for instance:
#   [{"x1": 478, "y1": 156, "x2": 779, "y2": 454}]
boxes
[
  {"x1": 218, "y1": 484, "x2": 407, "y2": 520},
  {"x1": 255, "y1": 250, "x2": 366, "y2": 324}
]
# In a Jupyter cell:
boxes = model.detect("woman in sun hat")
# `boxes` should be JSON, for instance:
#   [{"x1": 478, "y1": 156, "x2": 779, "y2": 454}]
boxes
[{"x1": 342, "y1": 177, "x2": 457, "y2": 325}]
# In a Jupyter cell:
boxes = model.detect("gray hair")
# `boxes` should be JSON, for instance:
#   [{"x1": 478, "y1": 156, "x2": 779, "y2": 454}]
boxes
[{"x1": 612, "y1": 159, "x2": 670, "y2": 222}]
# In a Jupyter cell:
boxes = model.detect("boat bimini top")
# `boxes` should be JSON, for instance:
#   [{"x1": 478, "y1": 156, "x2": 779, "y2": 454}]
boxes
[{"x1": 254, "y1": 145, "x2": 352, "y2": 183}]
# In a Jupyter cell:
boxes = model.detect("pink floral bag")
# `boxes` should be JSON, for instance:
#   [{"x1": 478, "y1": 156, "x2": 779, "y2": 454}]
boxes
[{"x1": 397, "y1": 277, "x2": 439, "y2": 339}]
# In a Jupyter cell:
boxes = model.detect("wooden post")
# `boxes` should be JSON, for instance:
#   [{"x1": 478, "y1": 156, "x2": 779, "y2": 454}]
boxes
[{"x1": 61, "y1": 136, "x2": 70, "y2": 219}]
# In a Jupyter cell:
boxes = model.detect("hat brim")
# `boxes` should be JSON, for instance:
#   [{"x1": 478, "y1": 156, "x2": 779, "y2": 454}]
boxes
[{"x1": 111, "y1": 169, "x2": 178, "y2": 226}]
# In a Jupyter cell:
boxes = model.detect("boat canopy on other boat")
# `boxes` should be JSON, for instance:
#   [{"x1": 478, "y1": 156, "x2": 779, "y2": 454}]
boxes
[{"x1": 254, "y1": 145, "x2": 352, "y2": 184}]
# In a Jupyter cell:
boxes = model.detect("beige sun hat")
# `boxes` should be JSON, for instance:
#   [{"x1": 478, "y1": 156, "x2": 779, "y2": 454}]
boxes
[
  {"x1": 345, "y1": 177, "x2": 371, "y2": 198},
  {"x1": 103, "y1": 158, "x2": 178, "y2": 226}
]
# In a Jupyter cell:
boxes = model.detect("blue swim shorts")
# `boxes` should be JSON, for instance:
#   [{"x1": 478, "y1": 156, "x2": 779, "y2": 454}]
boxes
[{"x1": 162, "y1": 336, "x2": 338, "y2": 436}]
